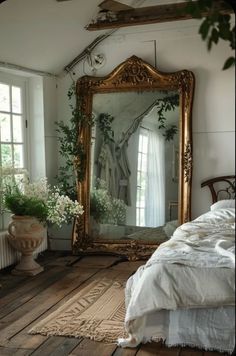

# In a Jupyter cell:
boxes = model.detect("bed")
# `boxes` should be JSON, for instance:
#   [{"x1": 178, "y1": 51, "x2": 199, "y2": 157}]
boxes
[{"x1": 118, "y1": 175, "x2": 235, "y2": 354}]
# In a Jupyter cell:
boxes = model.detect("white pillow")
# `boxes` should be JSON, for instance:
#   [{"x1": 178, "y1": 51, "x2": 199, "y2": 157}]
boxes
[{"x1": 210, "y1": 199, "x2": 235, "y2": 211}]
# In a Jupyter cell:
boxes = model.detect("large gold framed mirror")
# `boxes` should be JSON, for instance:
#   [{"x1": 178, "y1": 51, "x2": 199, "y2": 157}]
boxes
[{"x1": 72, "y1": 55, "x2": 195, "y2": 260}]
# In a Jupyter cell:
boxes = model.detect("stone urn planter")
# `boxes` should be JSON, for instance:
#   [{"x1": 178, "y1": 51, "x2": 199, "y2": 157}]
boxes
[{"x1": 7, "y1": 215, "x2": 45, "y2": 276}]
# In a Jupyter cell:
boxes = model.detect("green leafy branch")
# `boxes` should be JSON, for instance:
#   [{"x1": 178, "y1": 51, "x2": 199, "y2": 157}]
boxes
[
  {"x1": 184, "y1": 0, "x2": 235, "y2": 69},
  {"x1": 55, "y1": 83, "x2": 88, "y2": 200}
]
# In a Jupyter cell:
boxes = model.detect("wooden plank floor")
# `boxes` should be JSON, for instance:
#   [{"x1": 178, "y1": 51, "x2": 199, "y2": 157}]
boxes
[{"x1": 0, "y1": 251, "x2": 231, "y2": 356}]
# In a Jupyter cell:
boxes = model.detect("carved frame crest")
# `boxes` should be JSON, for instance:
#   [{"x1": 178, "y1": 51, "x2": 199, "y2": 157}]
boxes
[{"x1": 72, "y1": 55, "x2": 195, "y2": 260}]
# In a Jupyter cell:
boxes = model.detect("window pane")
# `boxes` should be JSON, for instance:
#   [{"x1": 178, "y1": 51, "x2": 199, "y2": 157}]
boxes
[
  {"x1": 140, "y1": 172, "x2": 146, "y2": 188},
  {"x1": 142, "y1": 154, "x2": 147, "y2": 172},
  {"x1": 12, "y1": 86, "x2": 22, "y2": 114},
  {"x1": 137, "y1": 153, "x2": 142, "y2": 171},
  {"x1": 136, "y1": 129, "x2": 149, "y2": 226},
  {"x1": 0, "y1": 114, "x2": 11, "y2": 142},
  {"x1": 136, "y1": 208, "x2": 140, "y2": 225},
  {"x1": 136, "y1": 189, "x2": 141, "y2": 207},
  {"x1": 0, "y1": 83, "x2": 10, "y2": 112},
  {"x1": 138, "y1": 134, "x2": 143, "y2": 151},
  {"x1": 14, "y1": 144, "x2": 24, "y2": 168},
  {"x1": 142, "y1": 135, "x2": 148, "y2": 154},
  {"x1": 137, "y1": 171, "x2": 141, "y2": 187},
  {"x1": 1, "y1": 144, "x2": 12, "y2": 166},
  {"x1": 139, "y1": 209, "x2": 145, "y2": 226},
  {"x1": 139, "y1": 189, "x2": 145, "y2": 207},
  {"x1": 13, "y1": 115, "x2": 23, "y2": 142}
]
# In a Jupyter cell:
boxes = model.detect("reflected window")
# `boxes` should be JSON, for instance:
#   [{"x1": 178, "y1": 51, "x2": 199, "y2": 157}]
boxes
[{"x1": 136, "y1": 128, "x2": 148, "y2": 226}]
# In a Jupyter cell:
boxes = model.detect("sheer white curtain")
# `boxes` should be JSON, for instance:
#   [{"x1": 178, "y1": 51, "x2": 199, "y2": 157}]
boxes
[{"x1": 145, "y1": 128, "x2": 165, "y2": 227}]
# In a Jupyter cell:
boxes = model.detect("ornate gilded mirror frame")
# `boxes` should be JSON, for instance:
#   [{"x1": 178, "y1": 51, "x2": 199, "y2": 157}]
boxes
[{"x1": 72, "y1": 55, "x2": 195, "y2": 260}]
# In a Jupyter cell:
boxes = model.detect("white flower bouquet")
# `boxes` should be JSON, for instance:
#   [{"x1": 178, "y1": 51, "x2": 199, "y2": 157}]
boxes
[{"x1": 1, "y1": 176, "x2": 83, "y2": 227}]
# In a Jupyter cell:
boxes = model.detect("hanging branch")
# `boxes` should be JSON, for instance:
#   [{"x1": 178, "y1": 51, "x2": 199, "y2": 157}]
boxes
[{"x1": 116, "y1": 93, "x2": 179, "y2": 148}]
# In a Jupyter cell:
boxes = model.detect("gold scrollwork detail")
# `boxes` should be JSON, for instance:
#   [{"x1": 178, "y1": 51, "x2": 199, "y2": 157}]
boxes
[
  {"x1": 184, "y1": 141, "x2": 192, "y2": 183},
  {"x1": 112, "y1": 62, "x2": 155, "y2": 86}
]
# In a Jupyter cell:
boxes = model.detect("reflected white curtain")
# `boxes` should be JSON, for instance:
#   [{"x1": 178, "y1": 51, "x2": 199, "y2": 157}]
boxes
[{"x1": 145, "y1": 128, "x2": 165, "y2": 227}]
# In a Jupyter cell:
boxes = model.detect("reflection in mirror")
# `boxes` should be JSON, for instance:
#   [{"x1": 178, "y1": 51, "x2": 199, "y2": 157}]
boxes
[{"x1": 90, "y1": 90, "x2": 179, "y2": 241}]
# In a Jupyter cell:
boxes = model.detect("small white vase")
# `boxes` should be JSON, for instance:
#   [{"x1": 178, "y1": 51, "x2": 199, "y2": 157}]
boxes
[{"x1": 7, "y1": 215, "x2": 45, "y2": 276}]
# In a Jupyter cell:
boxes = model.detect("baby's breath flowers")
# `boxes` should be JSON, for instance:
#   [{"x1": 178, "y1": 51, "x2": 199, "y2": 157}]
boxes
[
  {"x1": 46, "y1": 188, "x2": 83, "y2": 226},
  {"x1": 90, "y1": 179, "x2": 126, "y2": 225},
  {"x1": 2, "y1": 177, "x2": 83, "y2": 227}
]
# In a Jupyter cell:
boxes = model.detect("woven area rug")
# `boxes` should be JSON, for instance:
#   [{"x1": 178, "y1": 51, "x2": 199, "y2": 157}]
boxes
[{"x1": 29, "y1": 276, "x2": 129, "y2": 343}]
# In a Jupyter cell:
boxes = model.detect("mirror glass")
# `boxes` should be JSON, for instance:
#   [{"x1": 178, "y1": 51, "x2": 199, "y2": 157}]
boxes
[{"x1": 90, "y1": 90, "x2": 179, "y2": 242}]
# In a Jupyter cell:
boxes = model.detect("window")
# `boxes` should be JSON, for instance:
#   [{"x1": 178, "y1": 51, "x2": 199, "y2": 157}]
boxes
[
  {"x1": 136, "y1": 128, "x2": 149, "y2": 226},
  {"x1": 136, "y1": 124, "x2": 165, "y2": 228},
  {"x1": 0, "y1": 74, "x2": 28, "y2": 230}
]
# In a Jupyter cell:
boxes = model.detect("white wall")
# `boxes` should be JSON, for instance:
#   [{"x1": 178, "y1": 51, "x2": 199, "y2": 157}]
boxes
[
  {"x1": 42, "y1": 77, "x2": 58, "y2": 183},
  {"x1": 54, "y1": 18, "x2": 235, "y2": 229},
  {"x1": 28, "y1": 76, "x2": 46, "y2": 180}
]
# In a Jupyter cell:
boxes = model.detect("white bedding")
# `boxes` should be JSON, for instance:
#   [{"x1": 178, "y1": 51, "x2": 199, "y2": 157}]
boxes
[
  {"x1": 118, "y1": 208, "x2": 235, "y2": 353},
  {"x1": 129, "y1": 306, "x2": 235, "y2": 354}
]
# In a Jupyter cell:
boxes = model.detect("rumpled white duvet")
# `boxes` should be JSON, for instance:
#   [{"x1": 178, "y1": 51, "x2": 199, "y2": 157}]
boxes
[{"x1": 118, "y1": 208, "x2": 235, "y2": 353}]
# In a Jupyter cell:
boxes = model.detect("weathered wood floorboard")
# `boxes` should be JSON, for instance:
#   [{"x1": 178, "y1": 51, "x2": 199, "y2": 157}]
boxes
[
  {"x1": 0, "y1": 266, "x2": 66, "y2": 318},
  {"x1": 112, "y1": 345, "x2": 140, "y2": 355},
  {"x1": 0, "y1": 346, "x2": 33, "y2": 355},
  {"x1": 0, "y1": 253, "x2": 231, "y2": 356},
  {"x1": 137, "y1": 342, "x2": 181, "y2": 356},
  {"x1": 30, "y1": 336, "x2": 82, "y2": 356},
  {"x1": 68, "y1": 338, "x2": 117, "y2": 356}
]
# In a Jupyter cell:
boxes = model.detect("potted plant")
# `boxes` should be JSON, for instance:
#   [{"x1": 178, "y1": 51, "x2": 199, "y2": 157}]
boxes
[{"x1": 2, "y1": 176, "x2": 83, "y2": 276}]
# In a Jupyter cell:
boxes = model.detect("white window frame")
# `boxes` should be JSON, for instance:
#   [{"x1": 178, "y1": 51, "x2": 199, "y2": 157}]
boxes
[{"x1": 0, "y1": 72, "x2": 29, "y2": 231}]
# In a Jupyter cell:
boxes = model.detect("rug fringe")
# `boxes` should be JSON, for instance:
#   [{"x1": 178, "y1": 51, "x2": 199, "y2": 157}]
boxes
[{"x1": 29, "y1": 326, "x2": 128, "y2": 344}]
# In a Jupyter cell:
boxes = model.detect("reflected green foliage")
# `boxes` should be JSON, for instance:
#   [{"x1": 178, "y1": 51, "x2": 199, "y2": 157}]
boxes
[
  {"x1": 155, "y1": 94, "x2": 179, "y2": 141},
  {"x1": 90, "y1": 179, "x2": 126, "y2": 225},
  {"x1": 163, "y1": 125, "x2": 178, "y2": 142},
  {"x1": 96, "y1": 113, "x2": 114, "y2": 143}
]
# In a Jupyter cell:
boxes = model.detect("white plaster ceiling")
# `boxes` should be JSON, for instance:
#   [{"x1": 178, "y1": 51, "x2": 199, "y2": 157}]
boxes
[{"x1": 0, "y1": 0, "x2": 187, "y2": 75}]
